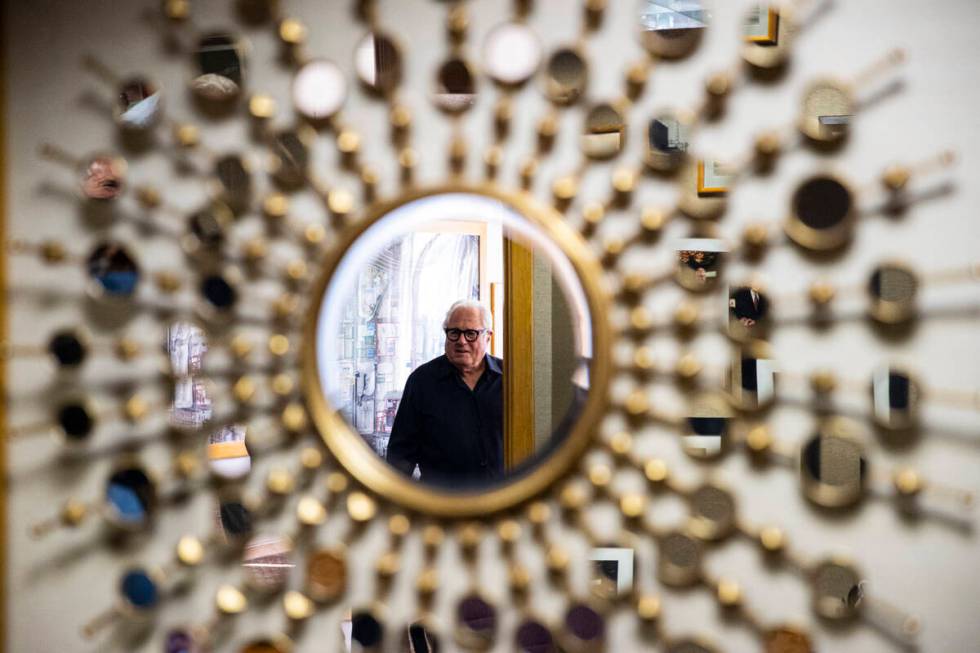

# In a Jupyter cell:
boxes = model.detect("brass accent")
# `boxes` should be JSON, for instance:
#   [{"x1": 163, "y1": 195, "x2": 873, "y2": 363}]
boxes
[
  {"x1": 302, "y1": 184, "x2": 612, "y2": 518},
  {"x1": 893, "y1": 467, "x2": 922, "y2": 497},
  {"x1": 268, "y1": 334, "x2": 291, "y2": 356},
  {"x1": 716, "y1": 578, "x2": 741, "y2": 606},
  {"x1": 808, "y1": 280, "x2": 836, "y2": 306},
  {"x1": 155, "y1": 271, "x2": 183, "y2": 294},
  {"x1": 266, "y1": 468, "x2": 296, "y2": 496},
  {"x1": 347, "y1": 491, "x2": 377, "y2": 522},
  {"x1": 249, "y1": 94, "x2": 277, "y2": 120},
  {"x1": 279, "y1": 18, "x2": 308, "y2": 45},
  {"x1": 283, "y1": 590, "x2": 314, "y2": 621},
  {"x1": 122, "y1": 394, "x2": 148, "y2": 422},
  {"x1": 759, "y1": 526, "x2": 785, "y2": 553},
  {"x1": 620, "y1": 493, "x2": 646, "y2": 519},
  {"x1": 230, "y1": 334, "x2": 255, "y2": 360},
  {"x1": 644, "y1": 458, "x2": 669, "y2": 484},
  {"x1": 232, "y1": 376, "x2": 257, "y2": 403},
  {"x1": 417, "y1": 567, "x2": 439, "y2": 596},
  {"x1": 300, "y1": 447, "x2": 323, "y2": 471},
  {"x1": 810, "y1": 370, "x2": 838, "y2": 395},
  {"x1": 388, "y1": 514, "x2": 411, "y2": 537},
  {"x1": 216, "y1": 585, "x2": 248, "y2": 615},
  {"x1": 281, "y1": 402, "x2": 307, "y2": 432},
  {"x1": 325, "y1": 472, "x2": 348, "y2": 495},
  {"x1": 296, "y1": 495, "x2": 327, "y2": 526},
  {"x1": 636, "y1": 594, "x2": 661, "y2": 621},
  {"x1": 306, "y1": 548, "x2": 347, "y2": 602},
  {"x1": 263, "y1": 193, "x2": 290, "y2": 219},
  {"x1": 176, "y1": 535, "x2": 205, "y2": 566}
]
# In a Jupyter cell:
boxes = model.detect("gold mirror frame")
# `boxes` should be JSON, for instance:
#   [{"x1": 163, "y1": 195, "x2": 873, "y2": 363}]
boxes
[{"x1": 302, "y1": 183, "x2": 613, "y2": 517}]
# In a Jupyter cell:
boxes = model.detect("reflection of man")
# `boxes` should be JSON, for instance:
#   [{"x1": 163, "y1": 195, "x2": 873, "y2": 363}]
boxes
[
  {"x1": 386, "y1": 300, "x2": 503, "y2": 486},
  {"x1": 729, "y1": 287, "x2": 767, "y2": 327}
]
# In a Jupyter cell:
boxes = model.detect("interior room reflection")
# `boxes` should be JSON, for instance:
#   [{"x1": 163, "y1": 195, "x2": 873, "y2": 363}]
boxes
[{"x1": 318, "y1": 194, "x2": 592, "y2": 490}]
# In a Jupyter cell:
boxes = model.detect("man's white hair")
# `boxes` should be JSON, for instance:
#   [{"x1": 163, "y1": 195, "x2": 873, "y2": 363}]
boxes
[{"x1": 442, "y1": 299, "x2": 492, "y2": 331}]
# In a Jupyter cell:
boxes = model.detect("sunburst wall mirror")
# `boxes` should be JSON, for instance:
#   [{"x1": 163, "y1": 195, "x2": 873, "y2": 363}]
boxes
[{"x1": 2, "y1": 0, "x2": 980, "y2": 652}]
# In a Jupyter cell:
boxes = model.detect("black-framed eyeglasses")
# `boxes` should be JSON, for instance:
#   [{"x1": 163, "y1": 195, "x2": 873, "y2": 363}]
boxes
[{"x1": 444, "y1": 328, "x2": 488, "y2": 342}]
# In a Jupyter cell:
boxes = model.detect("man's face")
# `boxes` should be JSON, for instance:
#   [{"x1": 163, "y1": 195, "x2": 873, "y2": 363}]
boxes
[{"x1": 444, "y1": 306, "x2": 490, "y2": 372}]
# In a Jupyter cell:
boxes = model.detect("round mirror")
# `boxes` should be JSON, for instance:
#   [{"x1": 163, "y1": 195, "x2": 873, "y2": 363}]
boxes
[
  {"x1": 305, "y1": 187, "x2": 610, "y2": 516},
  {"x1": 482, "y1": 22, "x2": 542, "y2": 87},
  {"x1": 543, "y1": 47, "x2": 587, "y2": 105},
  {"x1": 638, "y1": 0, "x2": 709, "y2": 59},
  {"x1": 192, "y1": 33, "x2": 246, "y2": 102},
  {"x1": 115, "y1": 76, "x2": 162, "y2": 130},
  {"x1": 581, "y1": 103, "x2": 626, "y2": 159},
  {"x1": 799, "y1": 79, "x2": 853, "y2": 142},
  {"x1": 354, "y1": 32, "x2": 402, "y2": 94},
  {"x1": 432, "y1": 58, "x2": 477, "y2": 114},
  {"x1": 785, "y1": 173, "x2": 855, "y2": 251},
  {"x1": 646, "y1": 110, "x2": 691, "y2": 172},
  {"x1": 292, "y1": 59, "x2": 348, "y2": 120},
  {"x1": 741, "y1": 5, "x2": 793, "y2": 70}
]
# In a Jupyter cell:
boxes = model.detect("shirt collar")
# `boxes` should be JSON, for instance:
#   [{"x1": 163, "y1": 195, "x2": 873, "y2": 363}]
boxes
[{"x1": 438, "y1": 354, "x2": 502, "y2": 378}]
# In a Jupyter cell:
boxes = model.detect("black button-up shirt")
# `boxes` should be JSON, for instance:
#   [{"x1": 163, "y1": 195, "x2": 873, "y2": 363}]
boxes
[{"x1": 386, "y1": 354, "x2": 503, "y2": 488}]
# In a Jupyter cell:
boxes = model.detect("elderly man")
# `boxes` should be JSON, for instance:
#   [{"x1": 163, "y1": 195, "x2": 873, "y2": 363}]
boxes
[{"x1": 386, "y1": 299, "x2": 503, "y2": 486}]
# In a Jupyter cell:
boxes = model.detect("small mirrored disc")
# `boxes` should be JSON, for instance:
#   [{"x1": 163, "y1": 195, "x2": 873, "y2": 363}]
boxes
[
  {"x1": 208, "y1": 424, "x2": 251, "y2": 479},
  {"x1": 728, "y1": 285, "x2": 771, "y2": 341},
  {"x1": 49, "y1": 329, "x2": 88, "y2": 368},
  {"x1": 292, "y1": 59, "x2": 347, "y2": 120},
  {"x1": 646, "y1": 110, "x2": 691, "y2": 171},
  {"x1": 185, "y1": 202, "x2": 233, "y2": 254},
  {"x1": 678, "y1": 159, "x2": 730, "y2": 220},
  {"x1": 867, "y1": 263, "x2": 918, "y2": 324},
  {"x1": 354, "y1": 32, "x2": 402, "y2": 94},
  {"x1": 688, "y1": 484, "x2": 736, "y2": 540},
  {"x1": 742, "y1": 5, "x2": 793, "y2": 69},
  {"x1": 105, "y1": 463, "x2": 157, "y2": 529},
  {"x1": 80, "y1": 155, "x2": 126, "y2": 201},
  {"x1": 432, "y1": 57, "x2": 476, "y2": 114},
  {"x1": 657, "y1": 531, "x2": 703, "y2": 587},
  {"x1": 456, "y1": 594, "x2": 497, "y2": 649},
  {"x1": 306, "y1": 548, "x2": 347, "y2": 602},
  {"x1": 870, "y1": 365, "x2": 920, "y2": 430},
  {"x1": 725, "y1": 341, "x2": 776, "y2": 411},
  {"x1": 515, "y1": 619, "x2": 554, "y2": 653},
  {"x1": 811, "y1": 559, "x2": 862, "y2": 620},
  {"x1": 200, "y1": 273, "x2": 238, "y2": 313},
  {"x1": 483, "y1": 22, "x2": 542, "y2": 86},
  {"x1": 638, "y1": 0, "x2": 709, "y2": 59},
  {"x1": 193, "y1": 33, "x2": 245, "y2": 102},
  {"x1": 562, "y1": 604, "x2": 605, "y2": 651},
  {"x1": 87, "y1": 241, "x2": 140, "y2": 298},
  {"x1": 581, "y1": 103, "x2": 626, "y2": 159},
  {"x1": 799, "y1": 79, "x2": 853, "y2": 142},
  {"x1": 402, "y1": 621, "x2": 441, "y2": 653},
  {"x1": 119, "y1": 567, "x2": 160, "y2": 610},
  {"x1": 352, "y1": 610, "x2": 385, "y2": 652},
  {"x1": 543, "y1": 47, "x2": 587, "y2": 105},
  {"x1": 216, "y1": 497, "x2": 253, "y2": 540},
  {"x1": 800, "y1": 419, "x2": 868, "y2": 508},
  {"x1": 242, "y1": 534, "x2": 293, "y2": 591},
  {"x1": 57, "y1": 400, "x2": 94, "y2": 441},
  {"x1": 116, "y1": 76, "x2": 162, "y2": 129},
  {"x1": 683, "y1": 393, "x2": 731, "y2": 459},
  {"x1": 269, "y1": 129, "x2": 311, "y2": 187},
  {"x1": 675, "y1": 234, "x2": 725, "y2": 292},
  {"x1": 763, "y1": 626, "x2": 812, "y2": 653},
  {"x1": 785, "y1": 174, "x2": 855, "y2": 251},
  {"x1": 214, "y1": 155, "x2": 251, "y2": 211}
]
